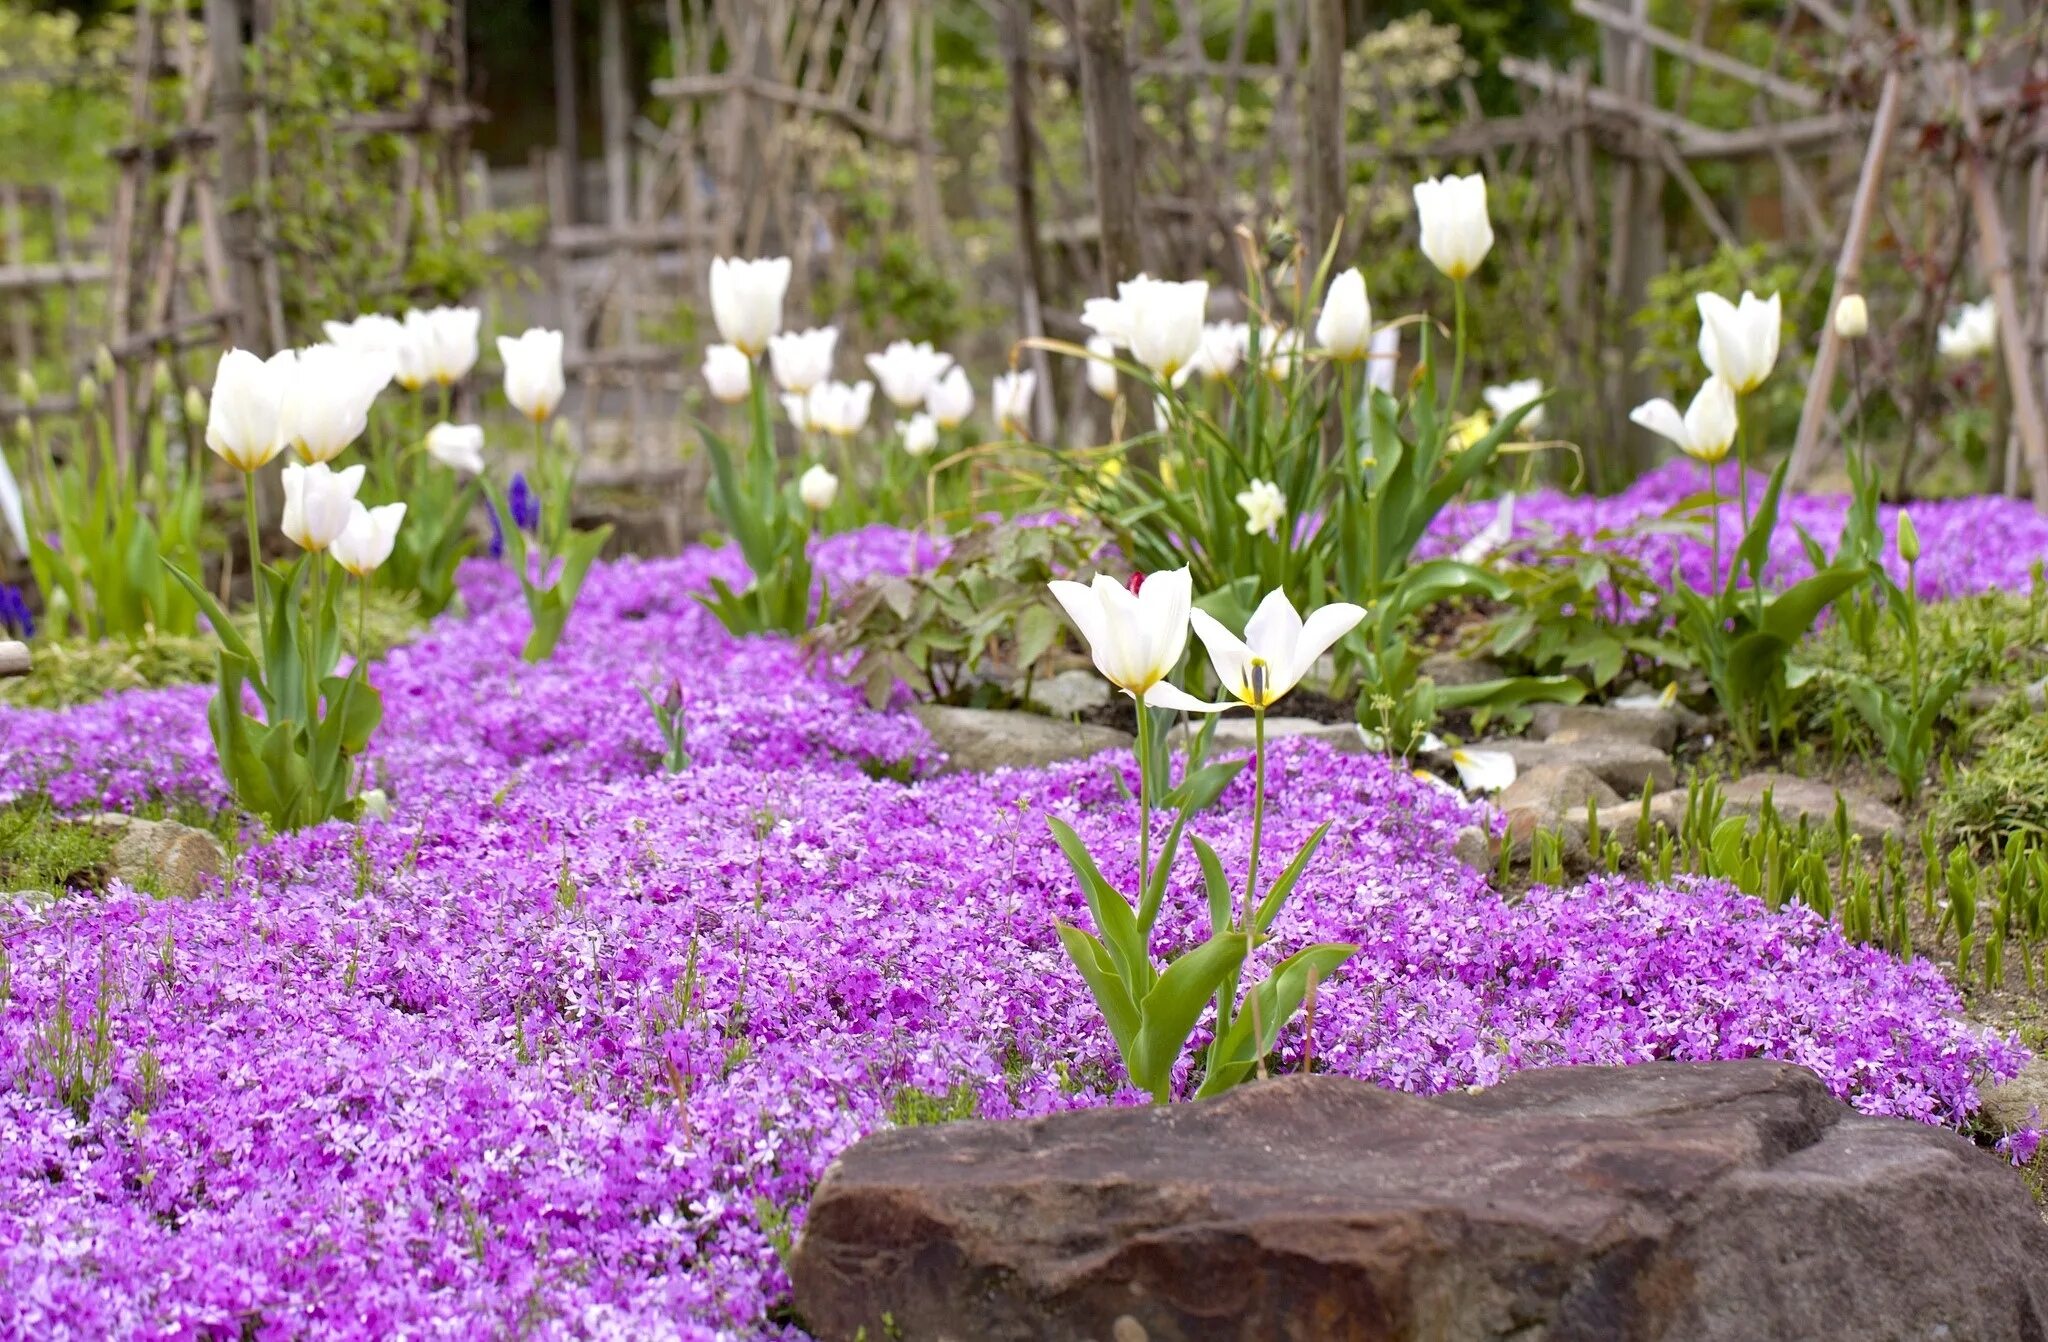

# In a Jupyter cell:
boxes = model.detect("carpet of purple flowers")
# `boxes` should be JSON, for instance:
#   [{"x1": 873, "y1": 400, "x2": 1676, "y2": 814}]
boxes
[{"x1": 0, "y1": 481, "x2": 2037, "y2": 1338}]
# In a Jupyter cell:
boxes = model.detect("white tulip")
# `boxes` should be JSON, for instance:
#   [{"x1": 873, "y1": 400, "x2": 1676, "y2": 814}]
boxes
[
  {"x1": 1832, "y1": 294, "x2": 1869, "y2": 341},
  {"x1": 926, "y1": 366, "x2": 975, "y2": 429},
  {"x1": 899, "y1": 412, "x2": 939, "y2": 458},
  {"x1": 206, "y1": 347, "x2": 297, "y2": 472},
  {"x1": 0, "y1": 446, "x2": 24, "y2": 556},
  {"x1": 404, "y1": 306, "x2": 482, "y2": 387},
  {"x1": 285, "y1": 343, "x2": 394, "y2": 464},
  {"x1": 1082, "y1": 276, "x2": 1207, "y2": 379},
  {"x1": 1257, "y1": 326, "x2": 1303, "y2": 383},
  {"x1": 701, "y1": 343, "x2": 752, "y2": 404},
  {"x1": 797, "y1": 463, "x2": 839, "y2": 512},
  {"x1": 1085, "y1": 336, "x2": 1120, "y2": 401},
  {"x1": 1695, "y1": 290, "x2": 1782, "y2": 394},
  {"x1": 280, "y1": 460, "x2": 366, "y2": 553},
  {"x1": 992, "y1": 369, "x2": 1036, "y2": 435},
  {"x1": 497, "y1": 328, "x2": 566, "y2": 423},
  {"x1": 1189, "y1": 587, "x2": 1367, "y2": 710},
  {"x1": 708, "y1": 256, "x2": 791, "y2": 356},
  {"x1": 864, "y1": 340, "x2": 954, "y2": 410},
  {"x1": 806, "y1": 379, "x2": 875, "y2": 439},
  {"x1": 1481, "y1": 378, "x2": 1546, "y2": 435},
  {"x1": 1047, "y1": 566, "x2": 1217, "y2": 713},
  {"x1": 425, "y1": 422, "x2": 486, "y2": 475},
  {"x1": 1450, "y1": 747, "x2": 1517, "y2": 794},
  {"x1": 1629, "y1": 376, "x2": 1739, "y2": 464},
  {"x1": 330, "y1": 501, "x2": 407, "y2": 577},
  {"x1": 767, "y1": 326, "x2": 838, "y2": 395},
  {"x1": 1187, "y1": 322, "x2": 1249, "y2": 382},
  {"x1": 1315, "y1": 267, "x2": 1372, "y2": 360},
  {"x1": 1937, "y1": 298, "x2": 1997, "y2": 361},
  {"x1": 324, "y1": 312, "x2": 428, "y2": 391},
  {"x1": 1235, "y1": 478, "x2": 1286, "y2": 537},
  {"x1": 1413, "y1": 173, "x2": 1494, "y2": 281},
  {"x1": 781, "y1": 391, "x2": 813, "y2": 433}
]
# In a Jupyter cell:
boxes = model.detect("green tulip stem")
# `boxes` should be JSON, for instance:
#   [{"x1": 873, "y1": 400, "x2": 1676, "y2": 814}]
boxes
[
  {"x1": 243, "y1": 471, "x2": 268, "y2": 657},
  {"x1": 1706, "y1": 468, "x2": 1722, "y2": 591},
  {"x1": 1134, "y1": 696, "x2": 1153, "y2": 899},
  {"x1": 1907, "y1": 556, "x2": 1921, "y2": 710},
  {"x1": 1448, "y1": 278, "x2": 1468, "y2": 427},
  {"x1": 1243, "y1": 706, "x2": 1267, "y2": 938}
]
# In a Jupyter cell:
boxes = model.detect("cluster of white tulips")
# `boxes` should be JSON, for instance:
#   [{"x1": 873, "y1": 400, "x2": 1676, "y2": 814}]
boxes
[
  {"x1": 696, "y1": 255, "x2": 1018, "y2": 521},
  {"x1": 1937, "y1": 297, "x2": 1997, "y2": 362}
]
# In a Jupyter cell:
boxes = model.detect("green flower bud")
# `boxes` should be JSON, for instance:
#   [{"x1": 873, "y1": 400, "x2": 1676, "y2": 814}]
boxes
[
  {"x1": 184, "y1": 386, "x2": 207, "y2": 427},
  {"x1": 152, "y1": 359, "x2": 175, "y2": 400},
  {"x1": 94, "y1": 344, "x2": 117, "y2": 385},
  {"x1": 13, "y1": 415, "x2": 32, "y2": 446},
  {"x1": 550, "y1": 417, "x2": 573, "y2": 452},
  {"x1": 76, "y1": 375, "x2": 98, "y2": 413},
  {"x1": 1897, "y1": 510, "x2": 1921, "y2": 565},
  {"x1": 14, "y1": 368, "x2": 38, "y2": 404}
]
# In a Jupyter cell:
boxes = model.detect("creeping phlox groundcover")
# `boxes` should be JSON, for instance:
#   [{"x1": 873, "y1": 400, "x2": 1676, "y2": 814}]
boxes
[{"x1": 0, "y1": 498, "x2": 2036, "y2": 1338}]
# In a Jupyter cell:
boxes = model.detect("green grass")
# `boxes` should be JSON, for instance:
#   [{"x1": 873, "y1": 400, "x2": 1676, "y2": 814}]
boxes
[
  {"x1": 887, "y1": 1082, "x2": 980, "y2": 1127},
  {"x1": 1934, "y1": 697, "x2": 2048, "y2": 850},
  {"x1": 0, "y1": 797, "x2": 118, "y2": 894}
]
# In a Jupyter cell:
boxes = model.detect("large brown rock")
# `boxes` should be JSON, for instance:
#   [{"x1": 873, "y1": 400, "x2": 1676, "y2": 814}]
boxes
[
  {"x1": 913, "y1": 705, "x2": 1131, "y2": 774},
  {"x1": 84, "y1": 814, "x2": 225, "y2": 897},
  {"x1": 791, "y1": 1062, "x2": 2048, "y2": 1342}
]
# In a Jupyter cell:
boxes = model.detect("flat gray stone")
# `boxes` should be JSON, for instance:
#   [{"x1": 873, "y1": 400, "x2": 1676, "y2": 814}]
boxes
[
  {"x1": 1420, "y1": 650, "x2": 1508, "y2": 688},
  {"x1": 1169, "y1": 715, "x2": 1367, "y2": 755},
  {"x1": 913, "y1": 705, "x2": 1130, "y2": 775},
  {"x1": 1018, "y1": 668, "x2": 1111, "y2": 718},
  {"x1": 1530, "y1": 701, "x2": 1680, "y2": 752},
  {"x1": 1458, "y1": 736, "x2": 1675, "y2": 798},
  {"x1": 1721, "y1": 772, "x2": 1901, "y2": 846}
]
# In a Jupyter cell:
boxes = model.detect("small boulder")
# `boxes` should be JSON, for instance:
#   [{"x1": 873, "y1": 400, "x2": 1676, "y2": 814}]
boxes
[
  {"x1": 1721, "y1": 772, "x2": 1901, "y2": 846},
  {"x1": 1977, "y1": 1057, "x2": 2048, "y2": 1143},
  {"x1": 1460, "y1": 736, "x2": 1675, "y2": 797},
  {"x1": 1420, "y1": 649, "x2": 1508, "y2": 688},
  {"x1": 1497, "y1": 763, "x2": 1619, "y2": 862},
  {"x1": 1452, "y1": 823, "x2": 1496, "y2": 871},
  {"x1": 791, "y1": 1062, "x2": 2048, "y2": 1342},
  {"x1": 1019, "y1": 668, "x2": 1111, "y2": 719},
  {"x1": 1530, "y1": 701, "x2": 1680, "y2": 752},
  {"x1": 84, "y1": 814, "x2": 225, "y2": 897},
  {"x1": 913, "y1": 705, "x2": 1130, "y2": 775},
  {"x1": 1169, "y1": 715, "x2": 1367, "y2": 755}
]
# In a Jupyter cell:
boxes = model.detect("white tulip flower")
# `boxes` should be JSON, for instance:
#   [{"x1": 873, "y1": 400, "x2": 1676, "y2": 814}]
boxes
[
  {"x1": 925, "y1": 366, "x2": 975, "y2": 429},
  {"x1": 1481, "y1": 378, "x2": 1546, "y2": 435},
  {"x1": 330, "y1": 501, "x2": 407, "y2": 577},
  {"x1": 992, "y1": 369, "x2": 1036, "y2": 436},
  {"x1": 1450, "y1": 747, "x2": 1517, "y2": 794},
  {"x1": 864, "y1": 340, "x2": 954, "y2": 410},
  {"x1": 899, "y1": 412, "x2": 939, "y2": 458},
  {"x1": 1188, "y1": 587, "x2": 1367, "y2": 710},
  {"x1": 1630, "y1": 376, "x2": 1739, "y2": 464},
  {"x1": 285, "y1": 343, "x2": 395, "y2": 464},
  {"x1": 1454, "y1": 493, "x2": 1516, "y2": 566},
  {"x1": 701, "y1": 343, "x2": 752, "y2": 404},
  {"x1": 781, "y1": 391, "x2": 813, "y2": 433},
  {"x1": 1695, "y1": 290, "x2": 1782, "y2": 394},
  {"x1": 497, "y1": 328, "x2": 566, "y2": 423},
  {"x1": 404, "y1": 306, "x2": 482, "y2": 387},
  {"x1": 1235, "y1": 478, "x2": 1286, "y2": 537},
  {"x1": 708, "y1": 256, "x2": 791, "y2": 356},
  {"x1": 424, "y1": 422, "x2": 486, "y2": 475},
  {"x1": 806, "y1": 379, "x2": 874, "y2": 439},
  {"x1": 797, "y1": 463, "x2": 839, "y2": 512},
  {"x1": 206, "y1": 347, "x2": 298, "y2": 472},
  {"x1": 1257, "y1": 326, "x2": 1304, "y2": 383},
  {"x1": 1047, "y1": 566, "x2": 1217, "y2": 714},
  {"x1": 767, "y1": 326, "x2": 838, "y2": 396},
  {"x1": 1082, "y1": 276, "x2": 1207, "y2": 379},
  {"x1": 1832, "y1": 294, "x2": 1869, "y2": 341},
  {"x1": 1085, "y1": 336, "x2": 1120, "y2": 401},
  {"x1": 1413, "y1": 173, "x2": 1494, "y2": 281},
  {"x1": 1187, "y1": 322, "x2": 1249, "y2": 382},
  {"x1": 1937, "y1": 298, "x2": 1997, "y2": 361},
  {"x1": 1315, "y1": 267, "x2": 1372, "y2": 361},
  {"x1": 280, "y1": 460, "x2": 366, "y2": 553}
]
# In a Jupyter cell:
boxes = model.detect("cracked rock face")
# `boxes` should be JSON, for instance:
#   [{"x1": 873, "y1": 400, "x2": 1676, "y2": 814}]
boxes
[{"x1": 791, "y1": 1062, "x2": 2048, "y2": 1342}]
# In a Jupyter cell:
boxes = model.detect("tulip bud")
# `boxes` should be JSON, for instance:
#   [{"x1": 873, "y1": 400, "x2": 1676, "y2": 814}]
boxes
[
  {"x1": 13, "y1": 415, "x2": 32, "y2": 447},
  {"x1": 152, "y1": 360, "x2": 175, "y2": 400},
  {"x1": 357, "y1": 788, "x2": 392, "y2": 821},
  {"x1": 15, "y1": 368, "x2": 39, "y2": 404},
  {"x1": 1315, "y1": 267, "x2": 1373, "y2": 361},
  {"x1": 94, "y1": 345, "x2": 117, "y2": 386},
  {"x1": 798, "y1": 463, "x2": 839, "y2": 512},
  {"x1": 551, "y1": 417, "x2": 573, "y2": 453},
  {"x1": 1832, "y1": 294, "x2": 1868, "y2": 341},
  {"x1": 184, "y1": 386, "x2": 207, "y2": 427},
  {"x1": 76, "y1": 375, "x2": 98, "y2": 413},
  {"x1": 1896, "y1": 511, "x2": 1920, "y2": 565},
  {"x1": 1125, "y1": 571, "x2": 1145, "y2": 595}
]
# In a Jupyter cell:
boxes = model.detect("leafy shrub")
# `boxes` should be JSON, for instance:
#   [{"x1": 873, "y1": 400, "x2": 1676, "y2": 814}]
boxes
[{"x1": 808, "y1": 519, "x2": 1107, "y2": 709}]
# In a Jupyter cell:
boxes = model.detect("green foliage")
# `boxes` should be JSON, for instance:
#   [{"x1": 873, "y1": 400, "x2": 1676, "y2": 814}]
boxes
[
  {"x1": 640, "y1": 677, "x2": 690, "y2": 773},
  {"x1": 1474, "y1": 538, "x2": 1677, "y2": 693},
  {"x1": 887, "y1": 1082, "x2": 979, "y2": 1127},
  {"x1": 698, "y1": 373, "x2": 820, "y2": 639},
  {"x1": 0, "y1": 796, "x2": 117, "y2": 894},
  {"x1": 1937, "y1": 700, "x2": 2048, "y2": 852},
  {"x1": 807, "y1": 519, "x2": 1106, "y2": 709}
]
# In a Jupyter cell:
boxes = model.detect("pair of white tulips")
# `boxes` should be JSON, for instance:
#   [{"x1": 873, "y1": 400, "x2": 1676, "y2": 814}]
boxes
[
  {"x1": 1629, "y1": 290, "x2": 1782, "y2": 463},
  {"x1": 1050, "y1": 567, "x2": 1364, "y2": 717},
  {"x1": 279, "y1": 461, "x2": 406, "y2": 577}
]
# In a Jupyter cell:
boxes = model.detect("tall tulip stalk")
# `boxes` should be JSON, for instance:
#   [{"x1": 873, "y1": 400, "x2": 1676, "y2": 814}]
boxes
[
  {"x1": 165, "y1": 350, "x2": 406, "y2": 831},
  {"x1": 490, "y1": 327, "x2": 612, "y2": 663},
  {"x1": 1045, "y1": 569, "x2": 1360, "y2": 1102}
]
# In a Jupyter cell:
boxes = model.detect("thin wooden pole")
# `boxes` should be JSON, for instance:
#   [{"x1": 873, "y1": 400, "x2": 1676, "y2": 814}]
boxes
[
  {"x1": 1303, "y1": 0, "x2": 1346, "y2": 268},
  {"x1": 1788, "y1": 69, "x2": 1902, "y2": 488},
  {"x1": 552, "y1": 0, "x2": 582, "y2": 227},
  {"x1": 1003, "y1": 0, "x2": 1056, "y2": 443},
  {"x1": 1073, "y1": 0, "x2": 1143, "y2": 289}
]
